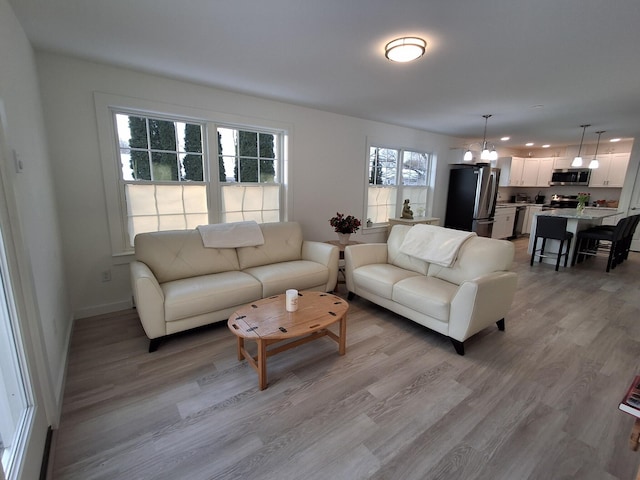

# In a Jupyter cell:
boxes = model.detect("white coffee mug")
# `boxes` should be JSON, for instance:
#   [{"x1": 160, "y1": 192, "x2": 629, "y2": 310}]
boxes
[{"x1": 285, "y1": 289, "x2": 298, "y2": 312}]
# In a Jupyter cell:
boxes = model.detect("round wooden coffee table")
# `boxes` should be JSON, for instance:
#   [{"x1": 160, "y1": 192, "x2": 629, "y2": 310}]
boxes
[{"x1": 228, "y1": 291, "x2": 349, "y2": 390}]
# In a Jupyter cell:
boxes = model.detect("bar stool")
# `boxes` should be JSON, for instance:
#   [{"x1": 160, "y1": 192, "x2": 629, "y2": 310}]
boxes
[
  {"x1": 530, "y1": 216, "x2": 573, "y2": 271},
  {"x1": 574, "y1": 216, "x2": 630, "y2": 272}
]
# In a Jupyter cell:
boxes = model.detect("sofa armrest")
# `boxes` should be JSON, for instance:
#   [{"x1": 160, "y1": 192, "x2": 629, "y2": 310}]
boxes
[
  {"x1": 130, "y1": 260, "x2": 166, "y2": 340},
  {"x1": 302, "y1": 241, "x2": 339, "y2": 291},
  {"x1": 448, "y1": 271, "x2": 518, "y2": 342},
  {"x1": 344, "y1": 243, "x2": 388, "y2": 291}
]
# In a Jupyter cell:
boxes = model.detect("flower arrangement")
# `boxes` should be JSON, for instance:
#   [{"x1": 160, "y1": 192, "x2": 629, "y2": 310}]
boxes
[
  {"x1": 577, "y1": 193, "x2": 590, "y2": 205},
  {"x1": 329, "y1": 212, "x2": 361, "y2": 234}
]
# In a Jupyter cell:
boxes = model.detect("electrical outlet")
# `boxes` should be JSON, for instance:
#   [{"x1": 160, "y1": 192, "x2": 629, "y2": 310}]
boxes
[{"x1": 101, "y1": 270, "x2": 111, "y2": 282}]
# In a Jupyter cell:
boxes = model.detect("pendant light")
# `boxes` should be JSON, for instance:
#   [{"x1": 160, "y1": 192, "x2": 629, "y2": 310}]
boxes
[
  {"x1": 588, "y1": 131, "x2": 604, "y2": 169},
  {"x1": 571, "y1": 124, "x2": 590, "y2": 167},
  {"x1": 480, "y1": 114, "x2": 493, "y2": 161},
  {"x1": 463, "y1": 114, "x2": 498, "y2": 162}
]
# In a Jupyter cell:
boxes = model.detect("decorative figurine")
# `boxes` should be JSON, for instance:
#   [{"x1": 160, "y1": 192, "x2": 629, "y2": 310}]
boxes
[{"x1": 401, "y1": 199, "x2": 413, "y2": 219}]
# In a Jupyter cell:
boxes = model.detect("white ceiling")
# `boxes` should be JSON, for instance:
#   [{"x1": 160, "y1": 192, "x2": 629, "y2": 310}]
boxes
[{"x1": 9, "y1": 0, "x2": 640, "y2": 148}]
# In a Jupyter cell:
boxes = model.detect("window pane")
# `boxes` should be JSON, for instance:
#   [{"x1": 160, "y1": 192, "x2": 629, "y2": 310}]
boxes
[
  {"x1": 402, "y1": 151, "x2": 428, "y2": 186},
  {"x1": 148, "y1": 119, "x2": 176, "y2": 151},
  {"x1": 130, "y1": 151, "x2": 151, "y2": 180},
  {"x1": 369, "y1": 147, "x2": 398, "y2": 186},
  {"x1": 124, "y1": 115, "x2": 148, "y2": 149},
  {"x1": 151, "y1": 152, "x2": 178, "y2": 181},
  {"x1": 259, "y1": 159, "x2": 276, "y2": 183},
  {"x1": 180, "y1": 123, "x2": 202, "y2": 153},
  {"x1": 237, "y1": 157, "x2": 258, "y2": 182},
  {"x1": 259, "y1": 133, "x2": 275, "y2": 158},
  {"x1": 181, "y1": 153, "x2": 203, "y2": 181},
  {"x1": 238, "y1": 131, "x2": 257, "y2": 157}
]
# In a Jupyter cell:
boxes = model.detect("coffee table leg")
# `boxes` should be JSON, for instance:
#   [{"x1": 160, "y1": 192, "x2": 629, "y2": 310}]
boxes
[
  {"x1": 338, "y1": 313, "x2": 347, "y2": 355},
  {"x1": 258, "y1": 339, "x2": 268, "y2": 390},
  {"x1": 236, "y1": 337, "x2": 244, "y2": 361}
]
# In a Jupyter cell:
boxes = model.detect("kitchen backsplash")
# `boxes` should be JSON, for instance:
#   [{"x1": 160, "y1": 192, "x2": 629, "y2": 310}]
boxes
[{"x1": 497, "y1": 186, "x2": 621, "y2": 205}]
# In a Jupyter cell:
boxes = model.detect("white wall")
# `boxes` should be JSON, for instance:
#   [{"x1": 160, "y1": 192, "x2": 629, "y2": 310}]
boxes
[
  {"x1": 35, "y1": 52, "x2": 459, "y2": 319},
  {"x1": 0, "y1": 0, "x2": 71, "y2": 424}
]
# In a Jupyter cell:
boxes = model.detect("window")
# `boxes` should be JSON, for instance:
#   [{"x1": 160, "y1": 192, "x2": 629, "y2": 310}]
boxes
[
  {"x1": 217, "y1": 127, "x2": 281, "y2": 224},
  {"x1": 367, "y1": 145, "x2": 432, "y2": 224},
  {"x1": 116, "y1": 114, "x2": 208, "y2": 246},
  {"x1": 108, "y1": 107, "x2": 285, "y2": 251}
]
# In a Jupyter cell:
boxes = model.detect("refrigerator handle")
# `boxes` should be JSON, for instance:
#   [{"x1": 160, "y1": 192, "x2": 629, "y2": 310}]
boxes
[{"x1": 487, "y1": 171, "x2": 497, "y2": 216}]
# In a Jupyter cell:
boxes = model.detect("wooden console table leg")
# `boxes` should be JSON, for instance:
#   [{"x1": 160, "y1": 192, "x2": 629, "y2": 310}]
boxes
[{"x1": 257, "y1": 339, "x2": 267, "y2": 391}]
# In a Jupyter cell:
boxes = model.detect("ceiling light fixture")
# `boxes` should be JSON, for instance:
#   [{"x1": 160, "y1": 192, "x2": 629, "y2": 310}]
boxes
[
  {"x1": 463, "y1": 114, "x2": 498, "y2": 162},
  {"x1": 571, "y1": 124, "x2": 590, "y2": 167},
  {"x1": 384, "y1": 37, "x2": 426, "y2": 62},
  {"x1": 588, "y1": 131, "x2": 604, "y2": 169}
]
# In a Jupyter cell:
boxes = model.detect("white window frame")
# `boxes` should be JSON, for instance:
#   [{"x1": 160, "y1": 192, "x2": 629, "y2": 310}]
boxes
[
  {"x1": 95, "y1": 93, "x2": 291, "y2": 256},
  {"x1": 365, "y1": 143, "x2": 433, "y2": 227}
]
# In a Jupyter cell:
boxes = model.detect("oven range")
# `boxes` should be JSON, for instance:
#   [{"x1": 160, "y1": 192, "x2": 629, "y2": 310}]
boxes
[{"x1": 542, "y1": 194, "x2": 587, "y2": 210}]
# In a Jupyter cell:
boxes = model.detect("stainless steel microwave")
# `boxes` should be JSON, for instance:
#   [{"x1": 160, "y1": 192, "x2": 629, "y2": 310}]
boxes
[{"x1": 549, "y1": 169, "x2": 591, "y2": 186}]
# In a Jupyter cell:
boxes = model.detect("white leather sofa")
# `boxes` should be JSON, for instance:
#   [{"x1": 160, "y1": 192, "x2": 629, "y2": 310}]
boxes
[
  {"x1": 344, "y1": 225, "x2": 517, "y2": 355},
  {"x1": 131, "y1": 222, "x2": 339, "y2": 351}
]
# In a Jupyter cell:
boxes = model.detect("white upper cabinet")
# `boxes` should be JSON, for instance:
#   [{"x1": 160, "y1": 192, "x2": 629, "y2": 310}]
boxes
[
  {"x1": 498, "y1": 156, "x2": 554, "y2": 187},
  {"x1": 537, "y1": 157, "x2": 554, "y2": 187},
  {"x1": 521, "y1": 160, "x2": 539, "y2": 186},
  {"x1": 588, "y1": 153, "x2": 629, "y2": 187},
  {"x1": 554, "y1": 157, "x2": 574, "y2": 170}
]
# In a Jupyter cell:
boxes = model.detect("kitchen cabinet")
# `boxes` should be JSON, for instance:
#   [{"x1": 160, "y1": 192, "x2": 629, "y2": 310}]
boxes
[
  {"x1": 554, "y1": 157, "x2": 574, "y2": 170},
  {"x1": 536, "y1": 158, "x2": 554, "y2": 187},
  {"x1": 498, "y1": 156, "x2": 554, "y2": 187},
  {"x1": 522, "y1": 205, "x2": 543, "y2": 235},
  {"x1": 588, "y1": 153, "x2": 629, "y2": 187},
  {"x1": 492, "y1": 206, "x2": 516, "y2": 239}
]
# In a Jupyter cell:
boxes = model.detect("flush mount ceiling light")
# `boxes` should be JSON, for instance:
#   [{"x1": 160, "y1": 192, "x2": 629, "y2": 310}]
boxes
[
  {"x1": 589, "y1": 131, "x2": 604, "y2": 169},
  {"x1": 385, "y1": 37, "x2": 426, "y2": 62},
  {"x1": 463, "y1": 114, "x2": 498, "y2": 162},
  {"x1": 571, "y1": 124, "x2": 590, "y2": 167}
]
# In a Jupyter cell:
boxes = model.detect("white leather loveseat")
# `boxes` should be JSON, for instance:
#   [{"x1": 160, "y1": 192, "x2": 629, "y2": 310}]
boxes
[
  {"x1": 131, "y1": 222, "x2": 339, "y2": 351},
  {"x1": 344, "y1": 224, "x2": 517, "y2": 355}
]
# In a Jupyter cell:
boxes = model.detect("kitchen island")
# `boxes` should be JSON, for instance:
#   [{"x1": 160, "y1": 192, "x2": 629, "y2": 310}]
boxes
[{"x1": 527, "y1": 208, "x2": 620, "y2": 267}]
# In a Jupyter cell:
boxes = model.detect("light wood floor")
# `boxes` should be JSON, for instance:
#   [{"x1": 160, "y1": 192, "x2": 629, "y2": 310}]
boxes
[{"x1": 50, "y1": 238, "x2": 640, "y2": 479}]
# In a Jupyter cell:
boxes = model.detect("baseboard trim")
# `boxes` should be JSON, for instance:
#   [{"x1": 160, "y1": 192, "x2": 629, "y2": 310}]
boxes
[
  {"x1": 73, "y1": 299, "x2": 133, "y2": 320},
  {"x1": 39, "y1": 427, "x2": 53, "y2": 480}
]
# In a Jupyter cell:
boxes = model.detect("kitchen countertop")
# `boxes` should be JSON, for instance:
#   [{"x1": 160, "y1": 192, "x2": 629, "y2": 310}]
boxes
[
  {"x1": 536, "y1": 208, "x2": 620, "y2": 220},
  {"x1": 496, "y1": 202, "x2": 542, "y2": 208}
]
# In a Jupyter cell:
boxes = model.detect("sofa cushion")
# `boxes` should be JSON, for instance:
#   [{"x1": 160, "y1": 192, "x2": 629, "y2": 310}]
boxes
[
  {"x1": 386, "y1": 225, "x2": 429, "y2": 275},
  {"x1": 135, "y1": 229, "x2": 240, "y2": 283},
  {"x1": 352, "y1": 264, "x2": 420, "y2": 300},
  {"x1": 244, "y1": 260, "x2": 329, "y2": 297},
  {"x1": 237, "y1": 222, "x2": 303, "y2": 270},
  {"x1": 162, "y1": 271, "x2": 262, "y2": 322},
  {"x1": 392, "y1": 276, "x2": 458, "y2": 322},
  {"x1": 427, "y1": 236, "x2": 515, "y2": 285}
]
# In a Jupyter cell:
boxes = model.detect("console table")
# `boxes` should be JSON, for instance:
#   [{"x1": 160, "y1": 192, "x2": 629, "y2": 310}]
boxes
[{"x1": 388, "y1": 216, "x2": 440, "y2": 227}]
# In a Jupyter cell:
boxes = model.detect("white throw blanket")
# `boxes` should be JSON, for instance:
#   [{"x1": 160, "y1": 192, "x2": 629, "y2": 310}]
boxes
[
  {"x1": 399, "y1": 224, "x2": 476, "y2": 267},
  {"x1": 197, "y1": 221, "x2": 265, "y2": 248}
]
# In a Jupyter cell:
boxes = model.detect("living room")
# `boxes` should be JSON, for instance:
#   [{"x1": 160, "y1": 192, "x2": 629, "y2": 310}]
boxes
[{"x1": 2, "y1": 1, "x2": 640, "y2": 479}]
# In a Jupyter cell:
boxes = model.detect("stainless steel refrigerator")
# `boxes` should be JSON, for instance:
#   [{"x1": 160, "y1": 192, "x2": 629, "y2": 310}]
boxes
[{"x1": 444, "y1": 164, "x2": 500, "y2": 237}]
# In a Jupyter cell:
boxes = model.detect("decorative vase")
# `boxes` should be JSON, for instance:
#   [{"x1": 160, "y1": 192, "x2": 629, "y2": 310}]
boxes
[
  {"x1": 338, "y1": 233, "x2": 351, "y2": 245},
  {"x1": 577, "y1": 202, "x2": 585, "y2": 214}
]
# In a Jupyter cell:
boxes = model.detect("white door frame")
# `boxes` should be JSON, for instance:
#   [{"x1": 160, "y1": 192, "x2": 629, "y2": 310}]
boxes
[
  {"x1": 0, "y1": 102, "x2": 52, "y2": 479},
  {"x1": 619, "y1": 140, "x2": 640, "y2": 251}
]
